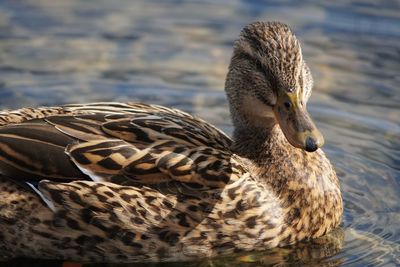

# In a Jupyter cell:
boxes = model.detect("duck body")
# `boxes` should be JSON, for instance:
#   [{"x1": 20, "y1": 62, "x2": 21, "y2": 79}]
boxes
[
  {"x1": 0, "y1": 102, "x2": 341, "y2": 262},
  {"x1": 0, "y1": 22, "x2": 342, "y2": 262}
]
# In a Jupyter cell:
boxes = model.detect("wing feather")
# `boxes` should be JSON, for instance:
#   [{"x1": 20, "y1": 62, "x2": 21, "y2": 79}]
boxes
[
  {"x1": 66, "y1": 139, "x2": 235, "y2": 188},
  {"x1": 45, "y1": 114, "x2": 109, "y2": 141},
  {"x1": 0, "y1": 102, "x2": 240, "y2": 195},
  {"x1": 0, "y1": 123, "x2": 87, "y2": 181}
]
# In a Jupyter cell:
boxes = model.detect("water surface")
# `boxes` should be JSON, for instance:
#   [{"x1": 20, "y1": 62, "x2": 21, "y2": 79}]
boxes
[{"x1": 0, "y1": 0, "x2": 399, "y2": 266}]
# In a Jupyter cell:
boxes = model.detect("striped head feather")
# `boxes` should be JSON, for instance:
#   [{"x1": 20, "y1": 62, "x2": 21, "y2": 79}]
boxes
[{"x1": 226, "y1": 21, "x2": 322, "y2": 153}]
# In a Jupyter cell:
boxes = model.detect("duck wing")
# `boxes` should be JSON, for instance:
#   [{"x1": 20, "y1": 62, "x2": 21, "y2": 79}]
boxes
[{"x1": 0, "y1": 103, "x2": 240, "y2": 192}]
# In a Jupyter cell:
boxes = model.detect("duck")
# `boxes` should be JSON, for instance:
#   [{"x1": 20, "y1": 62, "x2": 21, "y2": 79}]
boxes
[{"x1": 0, "y1": 21, "x2": 342, "y2": 263}]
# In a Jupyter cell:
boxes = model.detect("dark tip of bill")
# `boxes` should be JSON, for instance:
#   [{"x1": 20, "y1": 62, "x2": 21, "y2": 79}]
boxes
[{"x1": 305, "y1": 136, "x2": 318, "y2": 152}]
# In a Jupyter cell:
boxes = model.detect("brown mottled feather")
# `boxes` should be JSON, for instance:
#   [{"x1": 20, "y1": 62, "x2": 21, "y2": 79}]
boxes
[{"x1": 0, "y1": 103, "x2": 234, "y2": 187}]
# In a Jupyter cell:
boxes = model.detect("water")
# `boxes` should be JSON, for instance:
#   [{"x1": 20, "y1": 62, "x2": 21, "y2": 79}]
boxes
[{"x1": 0, "y1": 0, "x2": 399, "y2": 266}]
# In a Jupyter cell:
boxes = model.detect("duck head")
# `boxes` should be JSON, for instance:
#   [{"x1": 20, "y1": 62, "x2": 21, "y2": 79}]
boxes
[{"x1": 225, "y1": 21, "x2": 324, "y2": 152}]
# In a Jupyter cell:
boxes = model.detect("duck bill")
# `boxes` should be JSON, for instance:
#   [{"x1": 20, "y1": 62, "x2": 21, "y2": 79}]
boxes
[{"x1": 273, "y1": 96, "x2": 324, "y2": 152}]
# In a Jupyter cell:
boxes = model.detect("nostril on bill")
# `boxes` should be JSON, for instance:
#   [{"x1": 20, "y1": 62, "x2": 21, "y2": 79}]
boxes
[{"x1": 305, "y1": 136, "x2": 318, "y2": 152}]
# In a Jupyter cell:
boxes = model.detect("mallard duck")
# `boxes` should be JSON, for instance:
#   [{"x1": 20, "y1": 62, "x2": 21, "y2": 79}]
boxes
[{"x1": 0, "y1": 21, "x2": 342, "y2": 262}]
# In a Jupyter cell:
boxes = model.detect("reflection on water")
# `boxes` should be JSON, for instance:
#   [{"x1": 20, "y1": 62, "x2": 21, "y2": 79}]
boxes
[
  {"x1": 0, "y1": 0, "x2": 399, "y2": 266},
  {"x1": 4, "y1": 229, "x2": 345, "y2": 267}
]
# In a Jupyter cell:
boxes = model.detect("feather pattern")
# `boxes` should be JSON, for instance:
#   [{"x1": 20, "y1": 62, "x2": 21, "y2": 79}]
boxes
[{"x1": 0, "y1": 103, "x2": 235, "y2": 190}]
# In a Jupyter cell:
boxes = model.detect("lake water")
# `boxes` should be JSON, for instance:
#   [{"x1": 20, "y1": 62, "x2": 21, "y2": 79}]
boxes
[{"x1": 0, "y1": 0, "x2": 399, "y2": 266}]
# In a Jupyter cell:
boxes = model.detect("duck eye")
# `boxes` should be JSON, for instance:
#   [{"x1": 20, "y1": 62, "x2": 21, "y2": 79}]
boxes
[{"x1": 288, "y1": 88, "x2": 294, "y2": 93}]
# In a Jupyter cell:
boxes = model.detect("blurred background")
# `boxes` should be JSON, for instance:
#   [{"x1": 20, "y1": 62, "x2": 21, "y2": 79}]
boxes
[{"x1": 0, "y1": 0, "x2": 399, "y2": 266}]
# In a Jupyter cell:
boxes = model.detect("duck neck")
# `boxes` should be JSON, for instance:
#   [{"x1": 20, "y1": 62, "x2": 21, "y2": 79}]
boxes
[
  {"x1": 232, "y1": 122, "x2": 298, "y2": 191},
  {"x1": 232, "y1": 120, "x2": 334, "y2": 192},
  {"x1": 232, "y1": 123, "x2": 287, "y2": 163},
  {"x1": 232, "y1": 123, "x2": 343, "y2": 243}
]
